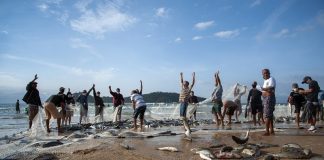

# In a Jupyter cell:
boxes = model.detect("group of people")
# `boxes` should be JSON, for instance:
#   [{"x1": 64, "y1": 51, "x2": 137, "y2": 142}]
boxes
[
  {"x1": 22, "y1": 74, "x2": 147, "y2": 133},
  {"x1": 179, "y1": 68, "x2": 321, "y2": 139},
  {"x1": 22, "y1": 69, "x2": 322, "y2": 136}
]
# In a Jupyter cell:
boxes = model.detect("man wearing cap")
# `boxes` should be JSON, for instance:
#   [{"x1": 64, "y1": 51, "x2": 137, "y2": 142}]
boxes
[
  {"x1": 22, "y1": 74, "x2": 43, "y2": 129},
  {"x1": 93, "y1": 84, "x2": 105, "y2": 123},
  {"x1": 299, "y1": 76, "x2": 320, "y2": 131},
  {"x1": 76, "y1": 85, "x2": 94, "y2": 124},
  {"x1": 109, "y1": 86, "x2": 125, "y2": 123},
  {"x1": 288, "y1": 83, "x2": 305, "y2": 128},
  {"x1": 261, "y1": 69, "x2": 276, "y2": 136}
]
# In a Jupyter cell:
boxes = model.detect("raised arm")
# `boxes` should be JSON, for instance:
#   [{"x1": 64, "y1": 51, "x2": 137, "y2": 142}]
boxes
[
  {"x1": 92, "y1": 84, "x2": 97, "y2": 98},
  {"x1": 86, "y1": 84, "x2": 94, "y2": 96},
  {"x1": 216, "y1": 71, "x2": 221, "y2": 86},
  {"x1": 180, "y1": 72, "x2": 184, "y2": 87},
  {"x1": 139, "y1": 80, "x2": 143, "y2": 95},
  {"x1": 27, "y1": 74, "x2": 38, "y2": 91},
  {"x1": 190, "y1": 72, "x2": 195, "y2": 90},
  {"x1": 241, "y1": 86, "x2": 247, "y2": 95},
  {"x1": 32, "y1": 74, "x2": 38, "y2": 82}
]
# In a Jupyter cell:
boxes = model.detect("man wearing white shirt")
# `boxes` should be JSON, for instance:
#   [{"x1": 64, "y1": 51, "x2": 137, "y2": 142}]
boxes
[
  {"x1": 261, "y1": 69, "x2": 276, "y2": 136},
  {"x1": 130, "y1": 80, "x2": 146, "y2": 131}
]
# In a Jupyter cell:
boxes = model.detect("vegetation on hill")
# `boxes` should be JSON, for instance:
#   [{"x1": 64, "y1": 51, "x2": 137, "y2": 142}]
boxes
[{"x1": 73, "y1": 91, "x2": 206, "y2": 103}]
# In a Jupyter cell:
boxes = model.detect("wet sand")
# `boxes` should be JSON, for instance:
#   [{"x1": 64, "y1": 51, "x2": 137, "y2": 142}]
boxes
[{"x1": 6, "y1": 121, "x2": 324, "y2": 160}]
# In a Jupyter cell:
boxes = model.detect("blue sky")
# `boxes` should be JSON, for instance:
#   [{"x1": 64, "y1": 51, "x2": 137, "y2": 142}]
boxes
[{"x1": 1, "y1": 0, "x2": 324, "y2": 103}]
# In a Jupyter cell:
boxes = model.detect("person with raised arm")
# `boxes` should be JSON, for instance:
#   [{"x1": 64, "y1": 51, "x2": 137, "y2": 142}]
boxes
[
  {"x1": 233, "y1": 83, "x2": 247, "y2": 122},
  {"x1": 22, "y1": 74, "x2": 43, "y2": 129},
  {"x1": 211, "y1": 71, "x2": 224, "y2": 126},
  {"x1": 109, "y1": 85, "x2": 125, "y2": 123},
  {"x1": 130, "y1": 80, "x2": 147, "y2": 131},
  {"x1": 179, "y1": 72, "x2": 195, "y2": 139},
  {"x1": 76, "y1": 85, "x2": 94, "y2": 124},
  {"x1": 93, "y1": 84, "x2": 105, "y2": 123}
]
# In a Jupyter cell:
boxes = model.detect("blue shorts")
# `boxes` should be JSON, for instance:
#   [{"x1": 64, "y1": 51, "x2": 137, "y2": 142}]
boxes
[
  {"x1": 133, "y1": 106, "x2": 146, "y2": 119},
  {"x1": 180, "y1": 102, "x2": 188, "y2": 117}
]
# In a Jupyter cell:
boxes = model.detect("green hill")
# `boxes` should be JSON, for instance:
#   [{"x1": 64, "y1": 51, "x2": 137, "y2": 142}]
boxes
[{"x1": 73, "y1": 91, "x2": 206, "y2": 103}]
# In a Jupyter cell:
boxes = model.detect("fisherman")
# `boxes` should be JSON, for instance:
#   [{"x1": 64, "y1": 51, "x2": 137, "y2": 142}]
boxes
[
  {"x1": 22, "y1": 74, "x2": 43, "y2": 129},
  {"x1": 233, "y1": 83, "x2": 247, "y2": 122},
  {"x1": 64, "y1": 88, "x2": 75, "y2": 126},
  {"x1": 299, "y1": 76, "x2": 320, "y2": 131},
  {"x1": 44, "y1": 87, "x2": 66, "y2": 133},
  {"x1": 76, "y1": 85, "x2": 94, "y2": 124},
  {"x1": 288, "y1": 83, "x2": 305, "y2": 128},
  {"x1": 15, "y1": 99, "x2": 20, "y2": 114},
  {"x1": 261, "y1": 69, "x2": 276, "y2": 136},
  {"x1": 247, "y1": 81, "x2": 263, "y2": 126},
  {"x1": 179, "y1": 72, "x2": 195, "y2": 139},
  {"x1": 188, "y1": 91, "x2": 199, "y2": 121},
  {"x1": 93, "y1": 84, "x2": 105, "y2": 123},
  {"x1": 211, "y1": 71, "x2": 224, "y2": 126},
  {"x1": 109, "y1": 85, "x2": 125, "y2": 123},
  {"x1": 222, "y1": 100, "x2": 238, "y2": 125},
  {"x1": 130, "y1": 80, "x2": 146, "y2": 131}
]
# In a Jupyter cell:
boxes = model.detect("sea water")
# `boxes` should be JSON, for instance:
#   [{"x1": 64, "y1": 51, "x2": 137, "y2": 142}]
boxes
[{"x1": 0, "y1": 102, "x2": 293, "y2": 138}]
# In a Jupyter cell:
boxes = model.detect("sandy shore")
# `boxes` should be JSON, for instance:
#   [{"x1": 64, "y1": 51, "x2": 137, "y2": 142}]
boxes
[{"x1": 3, "y1": 120, "x2": 324, "y2": 160}]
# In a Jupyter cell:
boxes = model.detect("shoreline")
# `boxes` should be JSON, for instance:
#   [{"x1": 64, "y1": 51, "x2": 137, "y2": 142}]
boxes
[{"x1": 1, "y1": 119, "x2": 324, "y2": 160}]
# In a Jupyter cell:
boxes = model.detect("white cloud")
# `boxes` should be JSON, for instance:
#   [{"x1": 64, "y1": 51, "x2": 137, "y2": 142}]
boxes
[
  {"x1": 274, "y1": 28, "x2": 289, "y2": 38},
  {"x1": 0, "y1": 72, "x2": 24, "y2": 88},
  {"x1": 255, "y1": 1, "x2": 294, "y2": 42},
  {"x1": 146, "y1": 34, "x2": 152, "y2": 38},
  {"x1": 155, "y1": 7, "x2": 167, "y2": 17},
  {"x1": 38, "y1": 3, "x2": 49, "y2": 12},
  {"x1": 194, "y1": 21, "x2": 214, "y2": 30},
  {"x1": 214, "y1": 29, "x2": 240, "y2": 38},
  {"x1": 3, "y1": 54, "x2": 115, "y2": 82},
  {"x1": 70, "y1": 38, "x2": 102, "y2": 58},
  {"x1": 57, "y1": 11, "x2": 69, "y2": 24},
  {"x1": 317, "y1": 10, "x2": 324, "y2": 27},
  {"x1": 75, "y1": 0, "x2": 93, "y2": 13},
  {"x1": 250, "y1": 0, "x2": 262, "y2": 8},
  {"x1": 192, "y1": 36, "x2": 203, "y2": 40},
  {"x1": 174, "y1": 37, "x2": 181, "y2": 42},
  {"x1": 70, "y1": 38, "x2": 91, "y2": 49},
  {"x1": 70, "y1": 2, "x2": 136, "y2": 37},
  {"x1": 1, "y1": 30, "x2": 8, "y2": 34}
]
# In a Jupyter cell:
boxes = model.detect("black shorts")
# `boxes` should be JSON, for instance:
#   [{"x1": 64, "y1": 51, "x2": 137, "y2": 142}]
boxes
[
  {"x1": 133, "y1": 106, "x2": 146, "y2": 119},
  {"x1": 294, "y1": 104, "x2": 302, "y2": 113},
  {"x1": 251, "y1": 103, "x2": 262, "y2": 115}
]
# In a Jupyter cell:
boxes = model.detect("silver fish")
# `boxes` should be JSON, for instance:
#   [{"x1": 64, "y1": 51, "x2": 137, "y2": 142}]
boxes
[{"x1": 157, "y1": 147, "x2": 179, "y2": 152}]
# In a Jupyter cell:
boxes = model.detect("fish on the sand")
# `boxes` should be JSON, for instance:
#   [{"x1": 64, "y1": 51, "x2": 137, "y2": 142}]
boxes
[{"x1": 157, "y1": 147, "x2": 179, "y2": 152}]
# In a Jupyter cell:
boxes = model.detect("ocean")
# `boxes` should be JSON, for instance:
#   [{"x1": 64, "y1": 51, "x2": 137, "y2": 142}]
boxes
[{"x1": 0, "y1": 102, "x2": 292, "y2": 138}]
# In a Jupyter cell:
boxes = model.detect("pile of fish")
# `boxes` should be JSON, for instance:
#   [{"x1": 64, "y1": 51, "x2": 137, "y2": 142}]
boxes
[
  {"x1": 190, "y1": 142, "x2": 314, "y2": 160},
  {"x1": 272, "y1": 143, "x2": 312, "y2": 159},
  {"x1": 62, "y1": 118, "x2": 216, "y2": 131}
]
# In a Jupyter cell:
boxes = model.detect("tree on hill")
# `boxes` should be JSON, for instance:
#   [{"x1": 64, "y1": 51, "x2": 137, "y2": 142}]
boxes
[{"x1": 72, "y1": 91, "x2": 205, "y2": 103}]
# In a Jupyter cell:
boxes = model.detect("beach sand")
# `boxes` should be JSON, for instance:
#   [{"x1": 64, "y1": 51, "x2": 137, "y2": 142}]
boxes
[{"x1": 4, "y1": 121, "x2": 324, "y2": 160}]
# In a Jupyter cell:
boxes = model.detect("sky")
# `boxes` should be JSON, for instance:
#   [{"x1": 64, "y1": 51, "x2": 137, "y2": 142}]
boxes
[{"x1": 1, "y1": 0, "x2": 324, "y2": 103}]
